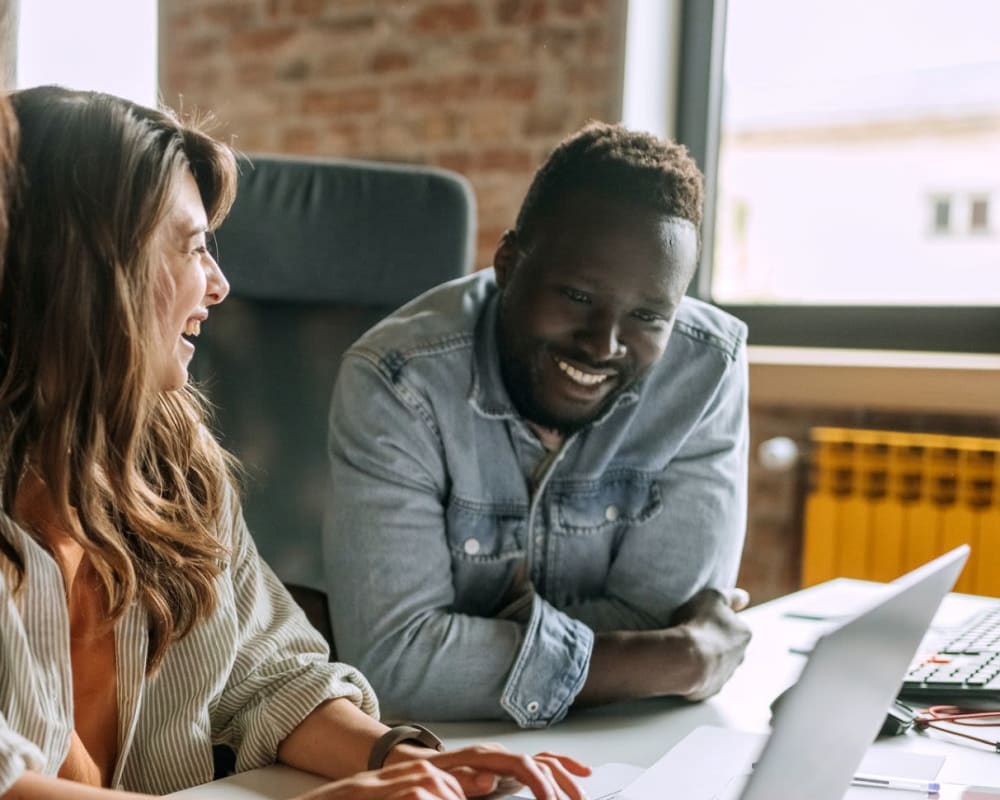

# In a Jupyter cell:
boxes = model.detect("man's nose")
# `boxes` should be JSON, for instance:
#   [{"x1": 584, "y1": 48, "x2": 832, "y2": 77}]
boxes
[{"x1": 576, "y1": 311, "x2": 626, "y2": 362}]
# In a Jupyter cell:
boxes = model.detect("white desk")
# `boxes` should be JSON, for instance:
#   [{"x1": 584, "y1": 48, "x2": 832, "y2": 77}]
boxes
[{"x1": 173, "y1": 581, "x2": 1000, "y2": 798}]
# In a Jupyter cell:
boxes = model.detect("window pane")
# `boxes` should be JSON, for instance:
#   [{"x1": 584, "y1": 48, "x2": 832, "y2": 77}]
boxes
[
  {"x1": 17, "y1": 0, "x2": 157, "y2": 107},
  {"x1": 971, "y1": 197, "x2": 990, "y2": 233},
  {"x1": 711, "y1": 0, "x2": 1000, "y2": 306}
]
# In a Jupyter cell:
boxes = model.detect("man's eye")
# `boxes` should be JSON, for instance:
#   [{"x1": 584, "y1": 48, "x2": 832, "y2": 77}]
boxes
[
  {"x1": 633, "y1": 309, "x2": 666, "y2": 324},
  {"x1": 562, "y1": 288, "x2": 590, "y2": 303}
]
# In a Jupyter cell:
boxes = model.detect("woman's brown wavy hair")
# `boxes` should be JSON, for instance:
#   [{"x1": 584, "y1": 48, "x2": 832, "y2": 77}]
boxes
[{"x1": 1, "y1": 86, "x2": 239, "y2": 672}]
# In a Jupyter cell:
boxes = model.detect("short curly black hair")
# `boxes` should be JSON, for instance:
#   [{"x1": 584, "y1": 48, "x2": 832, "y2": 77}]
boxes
[{"x1": 515, "y1": 121, "x2": 704, "y2": 243}]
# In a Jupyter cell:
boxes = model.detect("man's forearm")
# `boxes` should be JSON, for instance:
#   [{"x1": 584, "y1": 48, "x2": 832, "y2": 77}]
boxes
[
  {"x1": 575, "y1": 588, "x2": 752, "y2": 708},
  {"x1": 575, "y1": 627, "x2": 701, "y2": 707}
]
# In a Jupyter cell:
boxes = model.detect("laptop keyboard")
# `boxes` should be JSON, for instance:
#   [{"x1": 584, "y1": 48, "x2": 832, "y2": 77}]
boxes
[{"x1": 901, "y1": 604, "x2": 1000, "y2": 703}]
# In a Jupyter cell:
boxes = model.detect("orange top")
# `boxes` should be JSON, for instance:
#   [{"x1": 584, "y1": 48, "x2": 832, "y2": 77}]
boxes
[
  {"x1": 59, "y1": 549, "x2": 119, "y2": 787},
  {"x1": 19, "y1": 478, "x2": 119, "y2": 788}
]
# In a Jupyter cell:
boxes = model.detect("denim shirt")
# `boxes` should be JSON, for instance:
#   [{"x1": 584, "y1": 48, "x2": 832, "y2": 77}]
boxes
[{"x1": 324, "y1": 269, "x2": 748, "y2": 728}]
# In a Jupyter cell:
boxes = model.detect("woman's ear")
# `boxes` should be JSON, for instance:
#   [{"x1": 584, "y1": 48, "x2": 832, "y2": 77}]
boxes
[{"x1": 493, "y1": 230, "x2": 519, "y2": 289}]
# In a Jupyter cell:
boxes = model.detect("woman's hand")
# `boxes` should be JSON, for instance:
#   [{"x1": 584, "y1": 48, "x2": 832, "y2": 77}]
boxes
[
  {"x1": 428, "y1": 745, "x2": 590, "y2": 799},
  {"x1": 294, "y1": 760, "x2": 465, "y2": 800},
  {"x1": 293, "y1": 746, "x2": 590, "y2": 800}
]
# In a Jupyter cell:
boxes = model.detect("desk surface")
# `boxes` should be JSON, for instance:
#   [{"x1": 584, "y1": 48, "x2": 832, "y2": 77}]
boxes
[{"x1": 172, "y1": 581, "x2": 1000, "y2": 798}]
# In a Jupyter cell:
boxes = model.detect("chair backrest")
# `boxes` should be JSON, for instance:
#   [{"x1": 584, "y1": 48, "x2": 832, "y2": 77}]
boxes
[{"x1": 194, "y1": 154, "x2": 475, "y2": 646}]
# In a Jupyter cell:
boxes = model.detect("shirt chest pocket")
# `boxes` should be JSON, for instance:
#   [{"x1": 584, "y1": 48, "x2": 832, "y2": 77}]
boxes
[
  {"x1": 444, "y1": 499, "x2": 526, "y2": 616},
  {"x1": 444, "y1": 499, "x2": 526, "y2": 562},
  {"x1": 552, "y1": 474, "x2": 663, "y2": 536}
]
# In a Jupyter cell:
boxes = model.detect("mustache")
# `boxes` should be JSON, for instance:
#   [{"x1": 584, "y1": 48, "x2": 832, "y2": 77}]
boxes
[{"x1": 549, "y1": 348, "x2": 628, "y2": 375}]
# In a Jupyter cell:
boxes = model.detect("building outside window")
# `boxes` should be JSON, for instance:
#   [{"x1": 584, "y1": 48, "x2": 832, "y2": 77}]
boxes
[{"x1": 651, "y1": 0, "x2": 1000, "y2": 351}]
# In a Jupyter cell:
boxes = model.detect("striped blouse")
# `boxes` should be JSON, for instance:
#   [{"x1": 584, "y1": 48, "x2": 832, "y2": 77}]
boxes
[{"x1": 0, "y1": 484, "x2": 379, "y2": 795}]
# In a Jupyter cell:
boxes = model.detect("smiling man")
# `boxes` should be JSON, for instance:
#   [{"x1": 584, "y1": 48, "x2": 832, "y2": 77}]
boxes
[{"x1": 324, "y1": 122, "x2": 751, "y2": 727}]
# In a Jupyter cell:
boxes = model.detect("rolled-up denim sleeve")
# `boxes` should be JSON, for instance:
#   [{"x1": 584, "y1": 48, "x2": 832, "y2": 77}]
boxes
[
  {"x1": 499, "y1": 593, "x2": 593, "y2": 726},
  {"x1": 325, "y1": 354, "x2": 593, "y2": 727},
  {"x1": 558, "y1": 340, "x2": 749, "y2": 632}
]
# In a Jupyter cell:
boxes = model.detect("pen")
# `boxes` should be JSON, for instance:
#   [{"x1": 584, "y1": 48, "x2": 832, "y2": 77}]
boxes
[{"x1": 851, "y1": 772, "x2": 941, "y2": 794}]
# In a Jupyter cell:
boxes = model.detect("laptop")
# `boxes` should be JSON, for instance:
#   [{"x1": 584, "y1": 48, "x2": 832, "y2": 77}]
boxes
[{"x1": 621, "y1": 545, "x2": 970, "y2": 800}]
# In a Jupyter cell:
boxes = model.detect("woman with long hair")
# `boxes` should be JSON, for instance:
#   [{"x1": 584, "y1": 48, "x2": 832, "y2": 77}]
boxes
[{"x1": 0, "y1": 86, "x2": 587, "y2": 800}]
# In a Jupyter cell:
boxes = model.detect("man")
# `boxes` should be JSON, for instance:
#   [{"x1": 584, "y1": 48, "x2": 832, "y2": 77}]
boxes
[{"x1": 325, "y1": 122, "x2": 751, "y2": 728}]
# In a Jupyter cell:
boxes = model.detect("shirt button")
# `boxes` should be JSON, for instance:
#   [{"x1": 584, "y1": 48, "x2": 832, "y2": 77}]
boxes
[
  {"x1": 526, "y1": 700, "x2": 540, "y2": 714},
  {"x1": 463, "y1": 538, "x2": 481, "y2": 556},
  {"x1": 604, "y1": 505, "x2": 620, "y2": 522}
]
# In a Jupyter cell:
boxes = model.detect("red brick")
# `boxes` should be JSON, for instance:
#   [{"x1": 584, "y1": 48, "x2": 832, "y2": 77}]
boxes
[
  {"x1": 468, "y1": 105, "x2": 519, "y2": 140},
  {"x1": 281, "y1": 127, "x2": 321, "y2": 153},
  {"x1": 476, "y1": 226, "x2": 507, "y2": 266},
  {"x1": 324, "y1": 121, "x2": 365, "y2": 153},
  {"x1": 201, "y1": 1, "x2": 258, "y2": 26},
  {"x1": 474, "y1": 147, "x2": 533, "y2": 171},
  {"x1": 418, "y1": 111, "x2": 461, "y2": 143},
  {"x1": 496, "y1": 0, "x2": 547, "y2": 25},
  {"x1": 303, "y1": 88, "x2": 380, "y2": 115},
  {"x1": 471, "y1": 36, "x2": 527, "y2": 64},
  {"x1": 290, "y1": 0, "x2": 327, "y2": 15},
  {"x1": 394, "y1": 75, "x2": 484, "y2": 105},
  {"x1": 412, "y1": 3, "x2": 483, "y2": 34},
  {"x1": 584, "y1": 23, "x2": 612, "y2": 54},
  {"x1": 229, "y1": 27, "x2": 296, "y2": 53},
  {"x1": 276, "y1": 58, "x2": 310, "y2": 81},
  {"x1": 317, "y1": 51, "x2": 366, "y2": 80},
  {"x1": 524, "y1": 104, "x2": 572, "y2": 136},
  {"x1": 235, "y1": 61, "x2": 274, "y2": 87},
  {"x1": 316, "y1": 13, "x2": 377, "y2": 35},
  {"x1": 567, "y1": 64, "x2": 610, "y2": 95},
  {"x1": 371, "y1": 49, "x2": 414, "y2": 73},
  {"x1": 491, "y1": 74, "x2": 538, "y2": 102},
  {"x1": 555, "y1": 0, "x2": 608, "y2": 16},
  {"x1": 436, "y1": 150, "x2": 473, "y2": 174},
  {"x1": 530, "y1": 26, "x2": 580, "y2": 58}
]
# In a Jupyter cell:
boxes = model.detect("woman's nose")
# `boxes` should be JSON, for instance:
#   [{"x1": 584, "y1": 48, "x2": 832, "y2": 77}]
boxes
[{"x1": 205, "y1": 254, "x2": 230, "y2": 305}]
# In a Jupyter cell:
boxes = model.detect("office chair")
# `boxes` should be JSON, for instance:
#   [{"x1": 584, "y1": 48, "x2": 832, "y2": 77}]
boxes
[{"x1": 194, "y1": 153, "x2": 476, "y2": 652}]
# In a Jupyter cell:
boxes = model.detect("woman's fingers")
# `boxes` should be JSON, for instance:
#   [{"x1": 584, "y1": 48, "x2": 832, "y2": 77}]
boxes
[
  {"x1": 532, "y1": 753, "x2": 591, "y2": 800},
  {"x1": 296, "y1": 760, "x2": 465, "y2": 800},
  {"x1": 427, "y1": 746, "x2": 589, "y2": 800},
  {"x1": 534, "y1": 752, "x2": 591, "y2": 777}
]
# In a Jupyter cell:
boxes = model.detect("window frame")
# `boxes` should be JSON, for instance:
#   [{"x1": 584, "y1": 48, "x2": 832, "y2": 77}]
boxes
[{"x1": 674, "y1": 0, "x2": 1000, "y2": 353}]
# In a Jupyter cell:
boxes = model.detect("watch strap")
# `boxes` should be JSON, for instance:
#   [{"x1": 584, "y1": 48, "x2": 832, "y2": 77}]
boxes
[{"x1": 367, "y1": 724, "x2": 444, "y2": 771}]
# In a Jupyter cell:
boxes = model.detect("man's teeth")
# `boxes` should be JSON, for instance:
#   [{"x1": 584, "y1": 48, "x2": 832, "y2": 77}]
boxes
[
  {"x1": 184, "y1": 319, "x2": 201, "y2": 337},
  {"x1": 556, "y1": 359, "x2": 609, "y2": 386}
]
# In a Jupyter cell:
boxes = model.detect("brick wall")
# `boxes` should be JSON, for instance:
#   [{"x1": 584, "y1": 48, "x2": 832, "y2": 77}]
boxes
[{"x1": 161, "y1": 0, "x2": 626, "y2": 267}]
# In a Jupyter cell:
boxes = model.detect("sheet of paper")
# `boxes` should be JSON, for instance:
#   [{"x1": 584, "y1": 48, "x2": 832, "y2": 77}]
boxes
[
  {"x1": 783, "y1": 580, "x2": 893, "y2": 621},
  {"x1": 617, "y1": 725, "x2": 944, "y2": 800},
  {"x1": 512, "y1": 762, "x2": 643, "y2": 799}
]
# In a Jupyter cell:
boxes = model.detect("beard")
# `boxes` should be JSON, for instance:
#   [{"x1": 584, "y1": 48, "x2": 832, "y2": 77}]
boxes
[{"x1": 496, "y1": 310, "x2": 639, "y2": 436}]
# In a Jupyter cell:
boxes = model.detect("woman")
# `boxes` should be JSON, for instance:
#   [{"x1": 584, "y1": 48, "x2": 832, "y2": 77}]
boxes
[{"x1": 0, "y1": 86, "x2": 588, "y2": 800}]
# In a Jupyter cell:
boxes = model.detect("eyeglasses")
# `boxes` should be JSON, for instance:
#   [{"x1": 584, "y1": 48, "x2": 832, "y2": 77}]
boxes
[{"x1": 910, "y1": 704, "x2": 1000, "y2": 752}]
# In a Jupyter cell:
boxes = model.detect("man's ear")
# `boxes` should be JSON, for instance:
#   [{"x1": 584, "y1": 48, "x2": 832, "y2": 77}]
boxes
[{"x1": 493, "y1": 230, "x2": 519, "y2": 290}]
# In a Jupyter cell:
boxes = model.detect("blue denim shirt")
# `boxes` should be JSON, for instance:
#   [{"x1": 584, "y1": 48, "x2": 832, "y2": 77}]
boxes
[{"x1": 324, "y1": 269, "x2": 748, "y2": 728}]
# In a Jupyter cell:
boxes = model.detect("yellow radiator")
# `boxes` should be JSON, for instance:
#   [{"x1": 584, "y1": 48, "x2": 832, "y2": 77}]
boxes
[{"x1": 802, "y1": 427, "x2": 1000, "y2": 595}]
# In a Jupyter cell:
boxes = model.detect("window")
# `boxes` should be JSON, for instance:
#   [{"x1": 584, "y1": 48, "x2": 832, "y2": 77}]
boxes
[
  {"x1": 16, "y1": 0, "x2": 157, "y2": 106},
  {"x1": 970, "y1": 196, "x2": 991, "y2": 234},
  {"x1": 669, "y1": 0, "x2": 1000, "y2": 352},
  {"x1": 931, "y1": 197, "x2": 952, "y2": 237}
]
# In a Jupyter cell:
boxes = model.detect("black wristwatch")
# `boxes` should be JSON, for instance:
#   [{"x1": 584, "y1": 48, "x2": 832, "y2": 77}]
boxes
[{"x1": 367, "y1": 723, "x2": 445, "y2": 770}]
